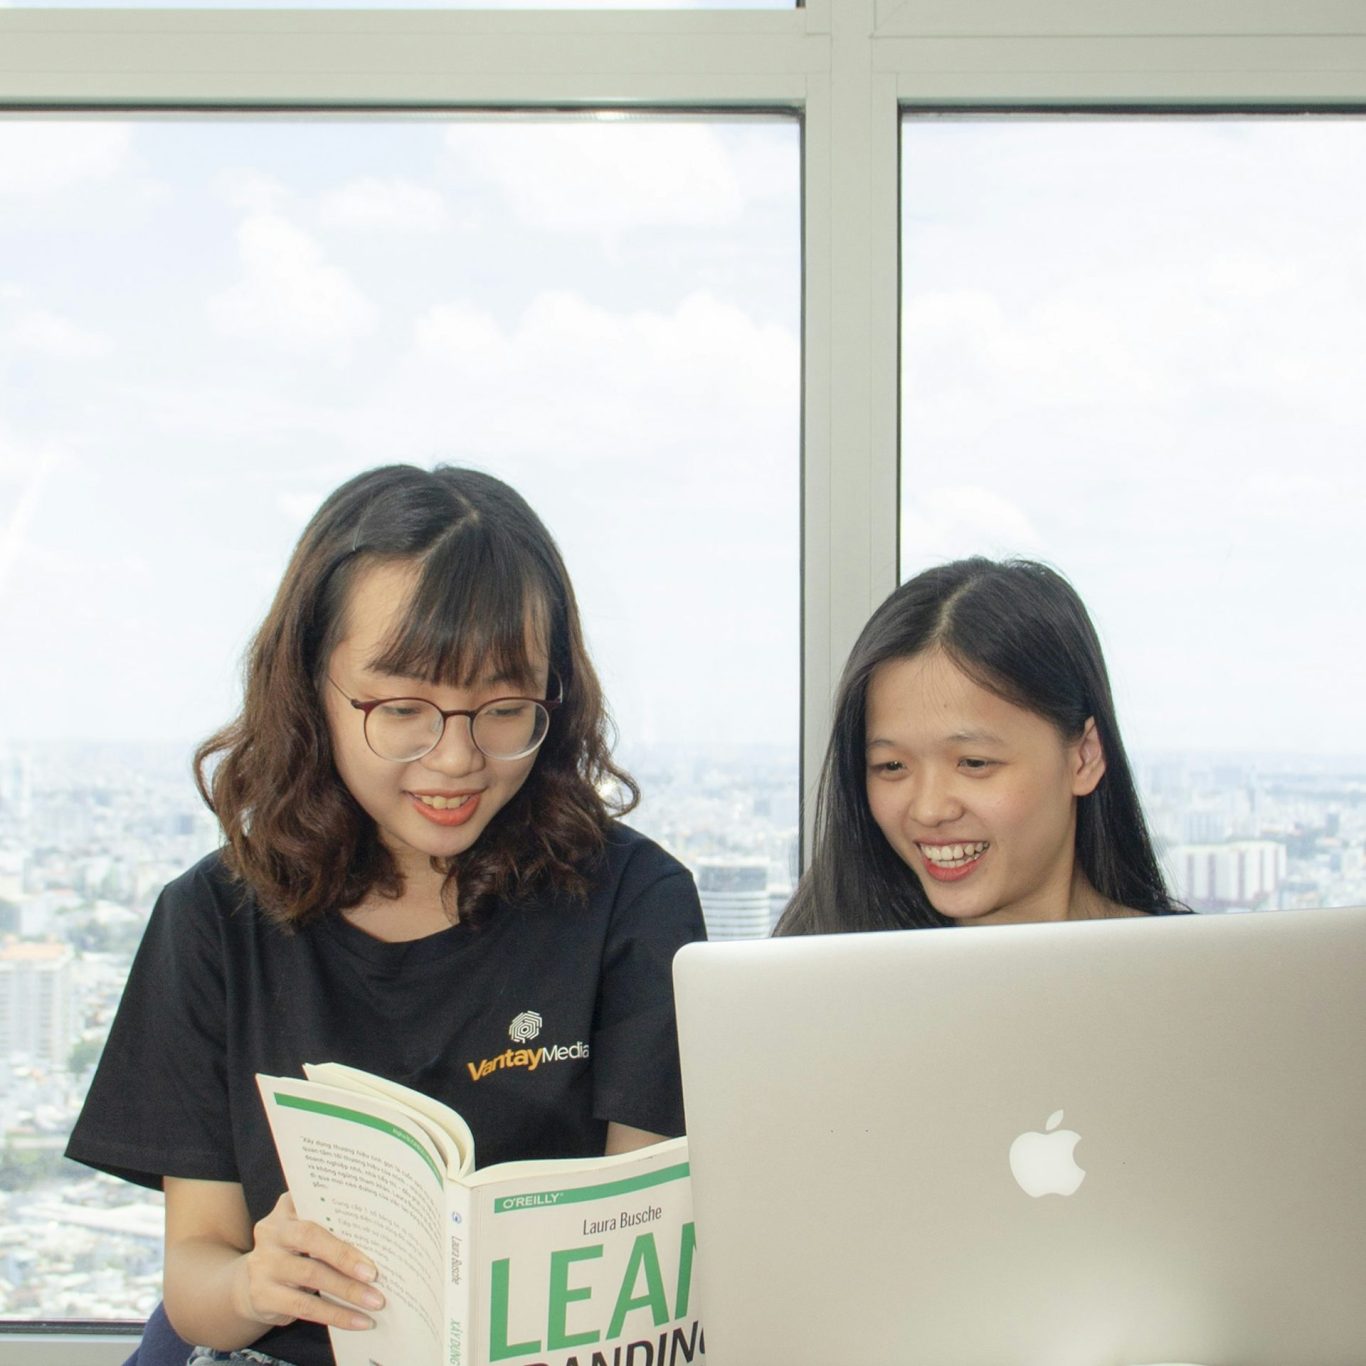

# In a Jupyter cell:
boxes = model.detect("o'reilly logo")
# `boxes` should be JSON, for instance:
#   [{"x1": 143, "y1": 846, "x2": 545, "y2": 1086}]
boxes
[{"x1": 465, "y1": 1039, "x2": 590, "y2": 1083}]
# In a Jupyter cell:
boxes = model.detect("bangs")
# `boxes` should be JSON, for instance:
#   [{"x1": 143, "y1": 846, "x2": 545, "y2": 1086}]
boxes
[{"x1": 367, "y1": 522, "x2": 552, "y2": 691}]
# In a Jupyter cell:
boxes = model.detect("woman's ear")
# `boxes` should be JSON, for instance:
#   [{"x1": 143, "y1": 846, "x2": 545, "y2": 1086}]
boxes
[{"x1": 1071, "y1": 717, "x2": 1107, "y2": 797}]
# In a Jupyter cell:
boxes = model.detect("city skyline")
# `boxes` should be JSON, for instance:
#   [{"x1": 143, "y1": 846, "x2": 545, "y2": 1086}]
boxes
[{"x1": 3, "y1": 730, "x2": 1364, "y2": 1320}]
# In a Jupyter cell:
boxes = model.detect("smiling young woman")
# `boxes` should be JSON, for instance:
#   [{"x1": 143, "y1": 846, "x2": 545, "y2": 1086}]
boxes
[
  {"x1": 777, "y1": 557, "x2": 1186, "y2": 935},
  {"x1": 64, "y1": 465, "x2": 705, "y2": 1366}
]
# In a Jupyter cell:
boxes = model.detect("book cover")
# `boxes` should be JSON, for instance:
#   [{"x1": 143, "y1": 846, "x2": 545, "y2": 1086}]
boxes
[{"x1": 257, "y1": 1065, "x2": 704, "y2": 1366}]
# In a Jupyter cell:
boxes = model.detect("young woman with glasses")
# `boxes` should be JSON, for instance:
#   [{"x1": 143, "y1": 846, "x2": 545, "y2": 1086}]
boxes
[
  {"x1": 67, "y1": 465, "x2": 705, "y2": 1366},
  {"x1": 777, "y1": 556, "x2": 1186, "y2": 935}
]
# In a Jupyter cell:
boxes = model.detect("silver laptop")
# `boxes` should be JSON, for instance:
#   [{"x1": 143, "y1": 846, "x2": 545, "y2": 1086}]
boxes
[{"x1": 674, "y1": 907, "x2": 1366, "y2": 1366}]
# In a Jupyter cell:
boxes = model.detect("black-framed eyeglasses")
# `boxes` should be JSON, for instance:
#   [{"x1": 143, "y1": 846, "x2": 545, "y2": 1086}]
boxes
[{"x1": 329, "y1": 676, "x2": 562, "y2": 762}]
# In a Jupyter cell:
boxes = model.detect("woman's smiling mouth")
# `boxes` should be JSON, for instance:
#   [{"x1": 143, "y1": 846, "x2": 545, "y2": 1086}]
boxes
[
  {"x1": 410, "y1": 791, "x2": 482, "y2": 826},
  {"x1": 917, "y1": 840, "x2": 989, "y2": 881}
]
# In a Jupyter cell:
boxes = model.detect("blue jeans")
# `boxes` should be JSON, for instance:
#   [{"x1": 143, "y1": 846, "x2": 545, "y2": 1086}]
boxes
[
  {"x1": 122, "y1": 1304, "x2": 291, "y2": 1366},
  {"x1": 188, "y1": 1350, "x2": 291, "y2": 1365}
]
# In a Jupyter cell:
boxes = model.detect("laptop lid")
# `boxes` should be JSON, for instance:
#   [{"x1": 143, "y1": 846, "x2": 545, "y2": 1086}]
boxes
[{"x1": 674, "y1": 907, "x2": 1366, "y2": 1366}]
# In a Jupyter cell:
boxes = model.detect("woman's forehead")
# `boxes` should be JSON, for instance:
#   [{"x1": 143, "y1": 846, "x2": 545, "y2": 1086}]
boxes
[
  {"x1": 336, "y1": 559, "x2": 549, "y2": 680},
  {"x1": 339, "y1": 560, "x2": 420, "y2": 647},
  {"x1": 865, "y1": 650, "x2": 1043, "y2": 743}
]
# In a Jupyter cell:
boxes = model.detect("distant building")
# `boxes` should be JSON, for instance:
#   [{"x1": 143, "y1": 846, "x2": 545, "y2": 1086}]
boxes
[
  {"x1": 695, "y1": 859, "x2": 770, "y2": 941},
  {"x1": 768, "y1": 885, "x2": 792, "y2": 932},
  {"x1": 0, "y1": 941, "x2": 76, "y2": 1067},
  {"x1": 0, "y1": 848, "x2": 24, "y2": 902},
  {"x1": 0, "y1": 752, "x2": 32, "y2": 824},
  {"x1": 1165, "y1": 840, "x2": 1287, "y2": 911},
  {"x1": 1181, "y1": 808, "x2": 1229, "y2": 844}
]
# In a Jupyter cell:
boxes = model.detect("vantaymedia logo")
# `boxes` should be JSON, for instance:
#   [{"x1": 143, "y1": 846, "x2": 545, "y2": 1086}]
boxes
[
  {"x1": 466, "y1": 1014, "x2": 590, "y2": 1082},
  {"x1": 465, "y1": 1041, "x2": 589, "y2": 1082}
]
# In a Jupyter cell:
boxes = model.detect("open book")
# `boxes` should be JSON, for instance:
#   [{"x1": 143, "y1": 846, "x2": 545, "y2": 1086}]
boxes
[{"x1": 256, "y1": 1064, "x2": 702, "y2": 1366}]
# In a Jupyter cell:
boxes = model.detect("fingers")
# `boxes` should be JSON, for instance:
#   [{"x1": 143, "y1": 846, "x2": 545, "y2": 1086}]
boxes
[{"x1": 237, "y1": 1193, "x2": 386, "y2": 1333}]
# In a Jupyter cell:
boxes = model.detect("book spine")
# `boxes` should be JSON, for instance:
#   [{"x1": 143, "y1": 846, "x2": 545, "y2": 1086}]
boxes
[{"x1": 447, "y1": 1181, "x2": 474, "y2": 1366}]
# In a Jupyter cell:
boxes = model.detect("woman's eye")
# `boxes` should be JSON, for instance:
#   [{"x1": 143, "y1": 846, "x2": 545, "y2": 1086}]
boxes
[
  {"x1": 870, "y1": 760, "x2": 905, "y2": 775},
  {"x1": 959, "y1": 757, "x2": 992, "y2": 771},
  {"x1": 378, "y1": 702, "x2": 425, "y2": 720}
]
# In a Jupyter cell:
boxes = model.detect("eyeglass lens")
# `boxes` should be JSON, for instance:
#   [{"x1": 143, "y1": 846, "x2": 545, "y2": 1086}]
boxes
[{"x1": 365, "y1": 699, "x2": 549, "y2": 762}]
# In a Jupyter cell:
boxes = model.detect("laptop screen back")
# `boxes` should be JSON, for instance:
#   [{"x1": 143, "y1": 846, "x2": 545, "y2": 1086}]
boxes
[{"x1": 674, "y1": 907, "x2": 1366, "y2": 1366}]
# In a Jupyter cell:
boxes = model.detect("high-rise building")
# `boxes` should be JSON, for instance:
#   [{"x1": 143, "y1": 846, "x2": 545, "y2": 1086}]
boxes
[
  {"x1": 0, "y1": 941, "x2": 77, "y2": 1068},
  {"x1": 1164, "y1": 840, "x2": 1288, "y2": 911},
  {"x1": 695, "y1": 859, "x2": 770, "y2": 941}
]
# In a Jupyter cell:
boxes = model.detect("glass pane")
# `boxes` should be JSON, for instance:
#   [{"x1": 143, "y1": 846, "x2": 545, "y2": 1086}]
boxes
[
  {"x1": 0, "y1": 112, "x2": 798, "y2": 1318},
  {"x1": 901, "y1": 115, "x2": 1366, "y2": 913}
]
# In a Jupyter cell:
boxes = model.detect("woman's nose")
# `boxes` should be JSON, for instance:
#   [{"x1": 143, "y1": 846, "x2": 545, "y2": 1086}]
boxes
[
  {"x1": 906, "y1": 770, "x2": 961, "y2": 827},
  {"x1": 422, "y1": 714, "x2": 487, "y2": 775}
]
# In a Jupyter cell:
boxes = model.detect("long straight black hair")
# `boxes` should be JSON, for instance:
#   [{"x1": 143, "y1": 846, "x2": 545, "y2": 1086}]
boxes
[{"x1": 776, "y1": 557, "x2": 1182, "y2": 934}]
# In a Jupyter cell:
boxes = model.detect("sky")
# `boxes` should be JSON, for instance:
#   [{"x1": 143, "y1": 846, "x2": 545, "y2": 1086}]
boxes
[
  {"x1": 902, "y1": 116, "x2": 1366, "y2": 761},
  {"x1": 0, "y1": 116, "x2": 801, "y2": 755},
  {"x1": 5, "y1": 113, "x2": 1366, "y2": 769}
]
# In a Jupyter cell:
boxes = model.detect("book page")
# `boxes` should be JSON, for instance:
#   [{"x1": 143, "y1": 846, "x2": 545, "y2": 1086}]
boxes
[
  {"x1": 303, "y1": 1060, "x2": 475, "y2": 1178},
  {"x1": 258, "y1": 1075, "x2": 452, "y2": 1366}
]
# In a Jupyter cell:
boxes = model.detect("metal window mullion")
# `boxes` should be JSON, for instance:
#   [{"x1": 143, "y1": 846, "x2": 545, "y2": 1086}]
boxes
[{"x1": 800, "y1": 0, "x2": 900, "y2": 857}]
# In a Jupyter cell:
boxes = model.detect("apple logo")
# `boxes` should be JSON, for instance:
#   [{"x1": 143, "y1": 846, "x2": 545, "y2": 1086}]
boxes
[{"x1": 1008, "y1": 1109, "x2": 1085, "y2": 1197}]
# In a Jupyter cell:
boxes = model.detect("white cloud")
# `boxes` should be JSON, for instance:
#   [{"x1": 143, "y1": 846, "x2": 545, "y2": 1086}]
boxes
[
  {"x1": 387, "y1": 288, "x2": 798, "y2": 470},
  {"x1": 0, "y1": 437, "x2": 60, "y2": 604},
  {"x1": 906, "y1": 286, "x2": 1162, "y2": 414},
  {"x1": 4, "y1": 308, "x2": 108, "y2": 359},
  {"x1": 320, "y1": 177, "x2": 450, "y2": 233},
  {"x1": 0, "y1": 122, "x2": 131, "y2": 196},
  {"x1": 445, "y1": 122, "x2": 744, "y2": 234},
  {"x1": 900, "y1": 484, "x2": 1045, "y2": 569},
  {"x1": 215, "y1": 168, "x2": 290, "y2": 215},
  {"x1": 207, "y1": 212, "x2": 375, "y2": 356}
]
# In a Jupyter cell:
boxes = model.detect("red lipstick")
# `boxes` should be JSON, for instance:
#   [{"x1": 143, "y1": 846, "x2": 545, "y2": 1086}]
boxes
[{"x1": 409, "y1": 792, "x2": 482, "y2": 827}]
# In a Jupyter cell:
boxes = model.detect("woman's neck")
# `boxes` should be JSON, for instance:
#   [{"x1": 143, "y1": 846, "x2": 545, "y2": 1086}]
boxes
[
  {"x1": 1066, "y1": 869, "x2": 1143, "y2": 921},
  {"x1": 343, "y1": 862, "x2": 458, "y2": 942}
]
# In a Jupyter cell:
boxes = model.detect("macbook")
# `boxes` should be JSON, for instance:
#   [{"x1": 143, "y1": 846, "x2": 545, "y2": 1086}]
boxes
[{"x1": 674, "y1": 907, "x2": 1366, "y2": 1365}]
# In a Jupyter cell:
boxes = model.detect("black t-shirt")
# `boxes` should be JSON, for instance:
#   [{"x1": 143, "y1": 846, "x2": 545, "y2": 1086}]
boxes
[{"x1": 66, "y1": 823, "x2": 704, "y2": 1366}]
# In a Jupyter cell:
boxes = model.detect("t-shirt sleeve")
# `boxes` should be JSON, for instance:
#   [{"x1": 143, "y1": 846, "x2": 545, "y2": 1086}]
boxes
[
  {"x1": 65, "y1": 861, "x2": 240, "y2": 1189},
  {"x1": 590, "y1": 842, "x2": 706, "y2": 1138}
]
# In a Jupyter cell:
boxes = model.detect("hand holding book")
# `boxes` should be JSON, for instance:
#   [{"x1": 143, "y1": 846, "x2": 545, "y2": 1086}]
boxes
[{"x1": 233, "y1": 1190, "x2": 385, "y2": 1334}]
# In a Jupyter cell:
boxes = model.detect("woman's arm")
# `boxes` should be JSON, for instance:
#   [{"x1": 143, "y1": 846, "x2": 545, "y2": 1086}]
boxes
[
  {"x1": 163, "y1": 1176, "x2": 385, "y2": 1350},
  {"x1": 604, "y1": 1122, "x2": 667, "y2": 1155}
]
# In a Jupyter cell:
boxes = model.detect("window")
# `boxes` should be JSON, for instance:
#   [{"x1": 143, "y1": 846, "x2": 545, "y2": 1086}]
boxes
[
  {"x1": 2, "y1": 1, "x2": 1363, "y2": 1358},
  {"x1": 0, "y1": 110, "x2": 797, "y2": 1333},
  {"x1": 902, "y1": 113, "x2": 1366, "y2": 911}
]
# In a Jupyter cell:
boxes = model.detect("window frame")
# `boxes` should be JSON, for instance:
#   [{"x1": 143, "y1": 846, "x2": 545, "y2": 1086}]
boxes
[{"x1": 3, "y1": 0, "x2": 1365, "y2": 1356}]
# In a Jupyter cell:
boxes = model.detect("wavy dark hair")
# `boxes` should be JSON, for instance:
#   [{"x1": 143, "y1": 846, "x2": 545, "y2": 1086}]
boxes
[
  {"x1": 777, "y1": 557, "x2": 1182, "y2": 935},
  {"x1": 195, "y1": 464, "x2": 637, "y2": 926}
]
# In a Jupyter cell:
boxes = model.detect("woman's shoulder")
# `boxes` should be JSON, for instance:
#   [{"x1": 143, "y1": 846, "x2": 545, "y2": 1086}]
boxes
[
  {"x1": 152, "y1": 848, "x2": 270, "y2": 930},
  {"x1": 598, "y1": 821, "x2": 694, "y2": 885},
  {"x1": 157, "y1": 847, "x2": 236, "y2": 899},
  {"x1": 587, "y1": 822, "x2": 705, "y2": 941}
]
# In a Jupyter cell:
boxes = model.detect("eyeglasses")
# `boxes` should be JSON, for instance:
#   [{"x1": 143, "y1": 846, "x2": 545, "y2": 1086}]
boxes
[{"x1": 329, "y1": 677, "x2": 562, "y2": 762}]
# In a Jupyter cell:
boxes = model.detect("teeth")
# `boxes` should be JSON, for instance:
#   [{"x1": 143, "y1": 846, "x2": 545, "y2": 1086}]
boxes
[
  {"x1": 919, "y1": 841, "x2": 988, "y2": 868},
  {"x1": 417, "y1": 794, "x2": 471, "y2": 811}
]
